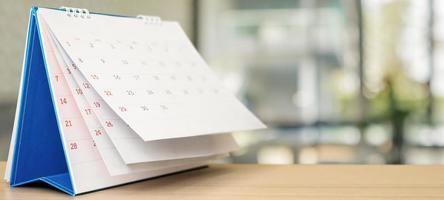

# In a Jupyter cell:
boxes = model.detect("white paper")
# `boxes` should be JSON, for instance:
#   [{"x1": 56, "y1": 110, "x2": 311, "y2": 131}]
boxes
[
  {"x1": 44, "y1": 22, "x2": 239, "y2": 167},
  {"x1": 36, "y1": 9, "x2": 219, "y2": 193},
  {"x1": 40, "y1": 8, "x2": 266, "y2": 142},
  {"x1": 43, "y1": 19, "x2": 232, "y2": 175}
]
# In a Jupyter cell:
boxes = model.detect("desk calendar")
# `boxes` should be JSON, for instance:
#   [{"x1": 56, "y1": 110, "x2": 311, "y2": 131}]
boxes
[{"x1": 4, "y1": 7, "x2": 265, "y2": 195}]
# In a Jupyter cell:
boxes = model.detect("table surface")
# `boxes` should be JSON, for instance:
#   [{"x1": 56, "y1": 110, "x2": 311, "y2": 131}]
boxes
[{"x1": 1, "y1": 162, "x2": 444, "y2": 199}]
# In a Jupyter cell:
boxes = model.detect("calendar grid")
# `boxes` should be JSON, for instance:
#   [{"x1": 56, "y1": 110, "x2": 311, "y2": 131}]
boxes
[
  {"x1": 48, "y1": 26, "x2": 177, "y2": 175},
  {"x1": 47, "y1": 23, "x2": 239, "y2": 176},
  {"x1": 61, "y1": 32, "x2": 262, "y2": 141},
  {"x1": 39, "y1": 18, "x2": 106, "y2": 175}
]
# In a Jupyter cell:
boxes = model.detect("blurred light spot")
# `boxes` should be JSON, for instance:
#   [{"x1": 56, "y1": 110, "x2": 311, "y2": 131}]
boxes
[
  {"x1": 298, "y1": 147, "x2": 318, "y2": 164},
  {"x1": 404, "y1": 148, "x2": 444, "y2": 164},
  {"x1": 258, "y1": 20, "x2": 286, "y2": 45},
  {"x1": 257, "y1": 146, "x2": 294, "y2": 164},
  {"x1": 365, "y1": 124, "x2": 390, "y2": 146},
  {"x1": 336, "y1": 72, "x2": 359, "y2": 96}
]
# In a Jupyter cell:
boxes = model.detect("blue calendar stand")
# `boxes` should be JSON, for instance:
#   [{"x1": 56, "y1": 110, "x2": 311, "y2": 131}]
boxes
[{"x1": 9, "y1": 7, "x2": 75, "y2": 195}]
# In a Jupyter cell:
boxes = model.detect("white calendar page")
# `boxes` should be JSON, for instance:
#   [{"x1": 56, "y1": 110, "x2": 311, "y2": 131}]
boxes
[
  {"x1": 45, "y1": 19, "x2": 236, "y2": 173},
  {"x1": 45, "y1": 20, "x2": 232, "y2": 176},
  {"x1": 37, "y1": 11, "x2": 218, "y2": 193},
  {"x1": 38, "y1": 8, "x2": 265, "y2": 142}
]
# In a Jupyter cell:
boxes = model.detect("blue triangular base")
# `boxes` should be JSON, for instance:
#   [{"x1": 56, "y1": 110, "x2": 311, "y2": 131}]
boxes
[{"x1": 9, "y1": 7, "x2": 75, "y2": 195}]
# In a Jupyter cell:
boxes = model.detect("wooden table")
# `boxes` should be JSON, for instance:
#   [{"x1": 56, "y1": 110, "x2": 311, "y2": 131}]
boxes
[{"x1": 1, "y1": 162, "x2": 444, "y2": 199}]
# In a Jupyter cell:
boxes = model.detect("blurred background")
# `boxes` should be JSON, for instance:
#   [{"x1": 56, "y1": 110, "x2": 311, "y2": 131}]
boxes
[{"x1": 2, "y1": 0, "x2": 444, "y2": 164}]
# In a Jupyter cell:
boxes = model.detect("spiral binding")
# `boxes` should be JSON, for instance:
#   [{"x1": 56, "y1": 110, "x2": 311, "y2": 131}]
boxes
[
  {"x1": 60, "y1": 7, "x2": 91, "y2": 18},
  {"x1": 136, "y1": 15, "x2": 162, "y2": 25}
]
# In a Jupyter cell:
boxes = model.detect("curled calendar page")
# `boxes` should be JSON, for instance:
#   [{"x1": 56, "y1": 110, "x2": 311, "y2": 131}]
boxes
[
  {"x1": 5, "y1": 7, "x2": 265, "y2": 195},
  {"x1": 41, "y1": 9, "x2": 265, "y2": 141}
]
